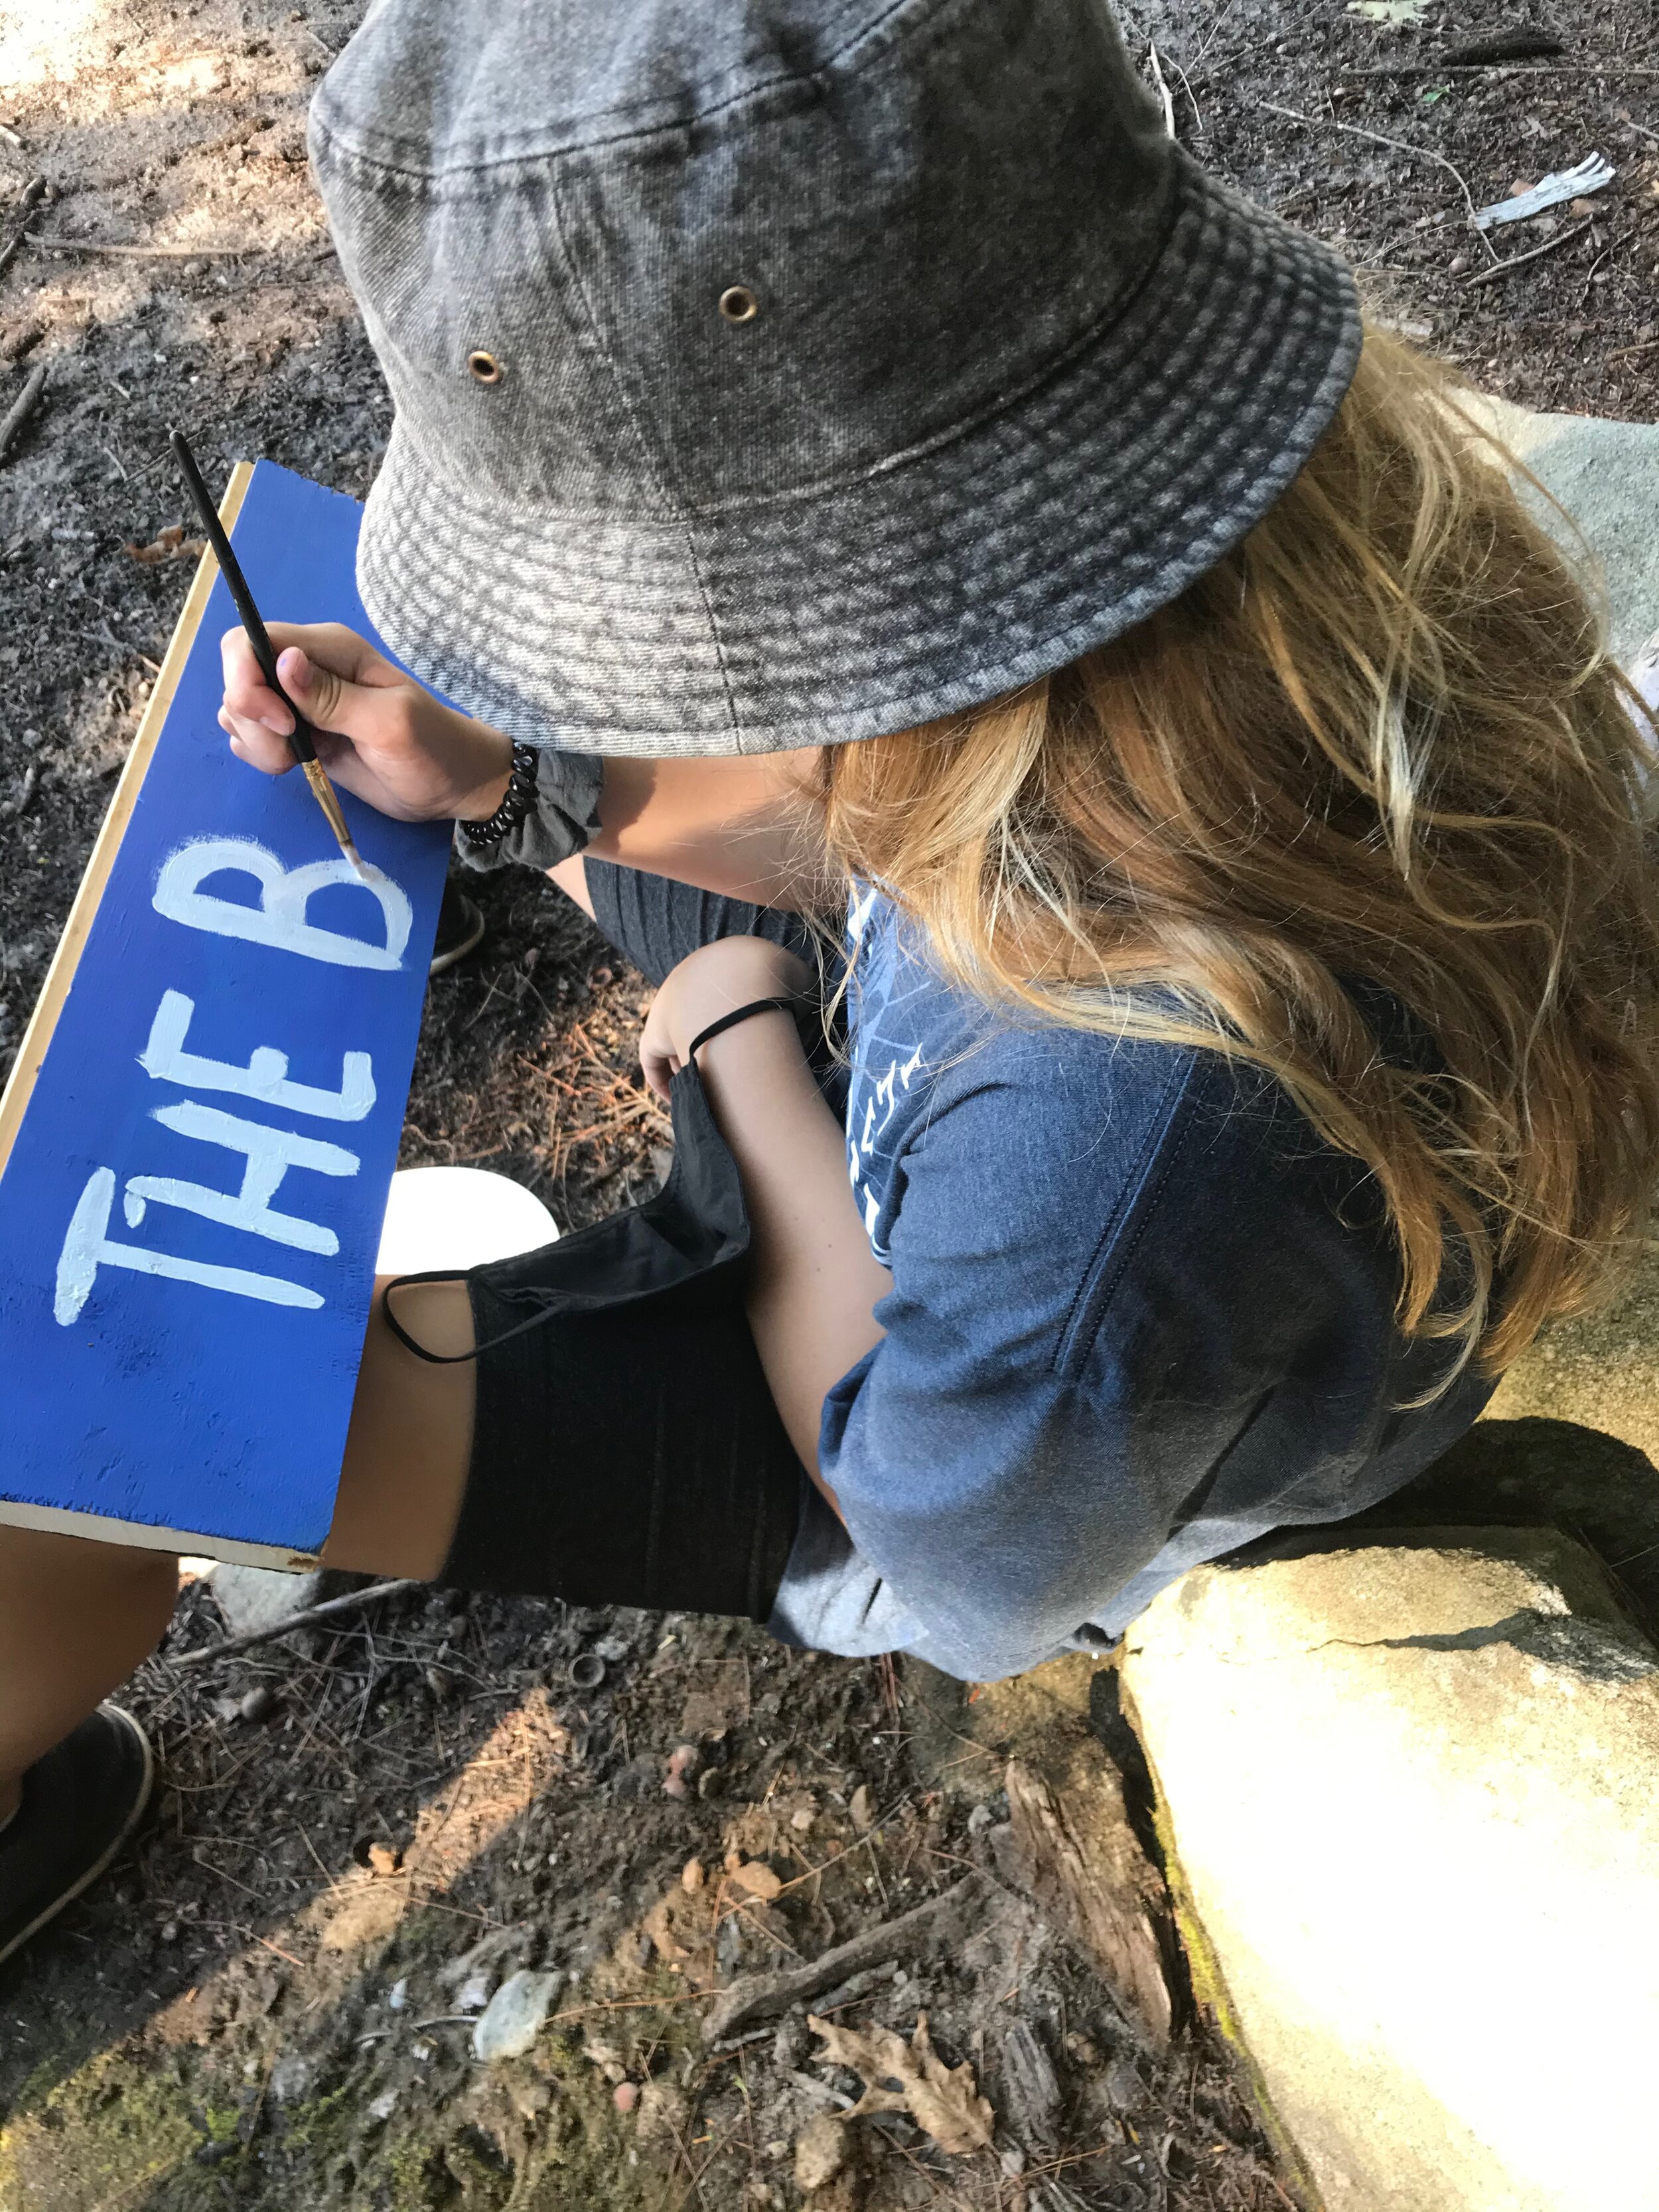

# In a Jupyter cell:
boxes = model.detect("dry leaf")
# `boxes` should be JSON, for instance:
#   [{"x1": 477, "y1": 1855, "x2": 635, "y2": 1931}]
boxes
[
  {"x1": 123, "y1": 524, "x2": 206, "y2": 564},
  {"x1": 849, "y1": 1784, "x2": 875, "y2": 1832},
  {"x1": 808, "y1": 2011, "x2": 994, "y2": 2156},
  {"x1": 730, "y1": 1858, "x2": 783, "y2": 1901},
  {"x1": 681, "y1": 1855, "x2": 706, "y2": 1894}
]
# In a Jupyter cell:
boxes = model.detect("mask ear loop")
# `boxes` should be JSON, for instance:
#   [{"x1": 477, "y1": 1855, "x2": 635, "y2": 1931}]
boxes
[
  {"x1": 382, "y1": 995, "x2": 801, "y2": 1366},
  {"x1": 380, "y1": 1272, "x2": 560, "y2": 1365}
]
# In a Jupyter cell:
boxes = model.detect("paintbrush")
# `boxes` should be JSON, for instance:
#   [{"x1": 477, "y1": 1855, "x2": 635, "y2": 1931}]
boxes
[{"x1": 169, "y1": 428, "x2": 367, "y2": 879}]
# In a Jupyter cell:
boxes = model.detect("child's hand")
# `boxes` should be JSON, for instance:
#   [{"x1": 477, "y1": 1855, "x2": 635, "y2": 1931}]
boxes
[{"x1": 218, "y1": 622, "x2": 514, "y2": 824}]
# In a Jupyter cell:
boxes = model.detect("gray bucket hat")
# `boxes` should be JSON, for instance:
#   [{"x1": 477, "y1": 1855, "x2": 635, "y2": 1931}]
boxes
[{"x1": 310, "y1": 0, "x2": 1360, "y2": 758}]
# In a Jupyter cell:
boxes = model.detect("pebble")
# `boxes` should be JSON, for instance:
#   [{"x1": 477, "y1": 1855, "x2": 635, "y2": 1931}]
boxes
[
  {"x1": 367, "y1": 2089, "x2": 398, "y2": 2123},
  {"x1": 472, "y1": 1968, "x2": 564, "y2": 2062},
  {"x1": 1104, "y1": 2056, "x2": 1143, "y2": 2113},
  {"x1": 681, "y1": 1856, "x2": 707, "y2": 1894},
  {"x1": 386, "y1": 1978, "x2": 409, "y2": 2012},
  {"x1": 793, "y1": 2114, "x2": 848, "y2": 2191},
  {"x1": 238, "y1": 1686, "x2": 277, "y2": 1725},
  {"x1": 269, "y1": 2053, "x2": 313, "y2": 2106},
  {"x1": 1449, "y1": 253, "x2": 1471, "y2": 275},
  {"x1": 666, "y1": 1743, "x2": 700, "y2": 1780},
  {"x1": 455, "y1": 1972, "x2": 495, "y2": 2014},
  {"x1": 663, "y1": 1774, "x2": 689, "y2": 1801},
  {"x1": 160, "y1": 1920, "x2": 180, "y2": 1943},
  {"x1": 966, "y1": 1803, "x2": 993, "y2": 1834},
  {"x1": 593, "y1": 1632, "x2": 631, "y2": 1663},
  {"x1": 613, "y1": 2080, "x2": 640, "y2": 2114},
  {"x1": 790, "y1": 1808, "x2": 816, "y2": 1833}
]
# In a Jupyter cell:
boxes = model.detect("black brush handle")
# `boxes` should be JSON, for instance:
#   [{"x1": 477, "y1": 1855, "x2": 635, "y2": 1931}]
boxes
[{"x1": 169, "y1": 429, "x2": 319, "y2": 767}]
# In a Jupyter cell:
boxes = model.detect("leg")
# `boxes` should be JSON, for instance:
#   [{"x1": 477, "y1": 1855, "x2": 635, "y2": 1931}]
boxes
[
  {"x1": 0, "y1": 1277, "x2": 478, "y2": 1820},
  {"x1": 0, "y1": 1526, "x2": 177, "y2": 1824}
]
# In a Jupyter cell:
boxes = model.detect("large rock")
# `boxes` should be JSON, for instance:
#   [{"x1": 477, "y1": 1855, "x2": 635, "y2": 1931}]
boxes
[
  {"x1": 1461, "y1": 394, "x2": 1659, "y2": 669},
  {"x1": 1119, "y1": 1529, "x2": 1659, "y2": 2212},
  {"x1": 1452, "y1": 400, "x2": 1659, "y2": 1483}
]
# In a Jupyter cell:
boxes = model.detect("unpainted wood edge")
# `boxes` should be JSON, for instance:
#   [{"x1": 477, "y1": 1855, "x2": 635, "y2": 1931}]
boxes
[
  {"x1": 0, "y1": 1493, "x2": 317, "y2": 1569},
  {"x1": 0, "y1": 461, "x2": 255, "y2": 1181}
]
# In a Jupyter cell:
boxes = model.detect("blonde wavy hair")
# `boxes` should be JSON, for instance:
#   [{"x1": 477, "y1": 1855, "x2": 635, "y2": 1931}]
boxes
[{"x1": 820, "y1": 327, "x2": 1659, "y2": 1386}]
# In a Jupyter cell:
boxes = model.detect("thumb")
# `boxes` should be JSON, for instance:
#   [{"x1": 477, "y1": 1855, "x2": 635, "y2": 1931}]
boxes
[{"x1": 277, "y1": 646, "x2": 400, "y2": 751}]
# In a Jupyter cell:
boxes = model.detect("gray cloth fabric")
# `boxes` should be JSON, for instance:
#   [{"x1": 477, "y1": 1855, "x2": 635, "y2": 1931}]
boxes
[
  {"x1": 309, "y1": 0, "x2": 1362, "y2": 757},
  {"x1": 453, "y1": 745, "x2": 604, "y2": 875}
]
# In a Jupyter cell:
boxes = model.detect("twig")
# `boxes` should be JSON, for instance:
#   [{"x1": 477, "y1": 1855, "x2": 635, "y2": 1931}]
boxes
[
  {"x1": 1607, "y1": 336, "x2": 1659, "y2": 365},
  {"x1": 701, "y1": 1876, "x2": 980, "y2": 2043},
  {"x1": 0, "y1": 362, "x2": 46, "y2": 463},
  {"x1": 26, "y1": 232, "x2": 260, "y2": 259},
  {"x1": 1257, "y1": 100, "x2": 1496, "y2": 256},
  {"x1": 1146, "y1": 45, "x2": 1176, "y2": 139},
  {"x1": 167, "y1": 1578, "x2": 421, "y2": 1668},
  {"x1": 1165, "y1": 52, "x2": 1202, "y2": 137},
  {"x1": 1464, "y1": 216, "x2": 1595, "y2": 286},
  {"x1": 0, "y1": 175, "x2": 46, "y2": 280}
]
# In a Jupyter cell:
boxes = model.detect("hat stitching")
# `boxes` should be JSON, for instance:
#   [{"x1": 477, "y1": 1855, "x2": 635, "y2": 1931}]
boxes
[
  {"x1": 311, "y1": 0, "x2": 981, "y2": 180},
  {"x1": 542, "y1": 147, "x2": 743, "y2": 745},
  {"x1": 356, "y1": 284, "x2": 1358, "y2": 756},
  {"x1": 363, "y1": 244, "x2": 1344, "y2": 645}
]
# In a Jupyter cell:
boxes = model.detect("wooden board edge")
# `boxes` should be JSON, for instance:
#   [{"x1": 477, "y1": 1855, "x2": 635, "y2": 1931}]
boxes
[
  {"x1": 0, "y1": 461, "x2": 255, "y2": 1182},
  {"x1": 0, "y1": 1494, "x2": 317, "y2": 1570}
]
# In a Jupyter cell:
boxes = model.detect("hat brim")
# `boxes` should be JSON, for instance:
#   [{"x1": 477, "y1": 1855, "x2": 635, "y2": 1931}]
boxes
[{"x1": 356, "y1": 155, "x2": 1362, "y2": 758}]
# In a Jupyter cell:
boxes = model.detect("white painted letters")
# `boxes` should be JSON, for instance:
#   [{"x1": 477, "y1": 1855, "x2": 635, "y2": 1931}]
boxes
[
  {"x1": 56, "y1": 833, "x2": 412, "y2": 1326},
  {"x1": 125, "y1": 1100, "x2": 360, "y2": 1257},
  {"x1": 55, "y1": 1169, "x2": 325, "y2": 1325},
  {"x1": 153, "y1": 838, "x2": 412, "y2": 971},
  {"x1": 140, "y1": 991, "x2": 375, "y2": 1123}
]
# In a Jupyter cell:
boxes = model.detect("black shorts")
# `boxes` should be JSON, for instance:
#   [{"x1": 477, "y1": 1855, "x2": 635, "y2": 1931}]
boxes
[{"x1": 425, "y1": 863, "x2": 838, "y2": 1623}]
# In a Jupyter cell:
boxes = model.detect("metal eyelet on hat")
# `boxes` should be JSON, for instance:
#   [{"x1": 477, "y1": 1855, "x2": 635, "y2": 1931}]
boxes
[
  {"x1": 467, "y1": 349, "x2": 504, "y2": 384},
  {"x1": 717, "y1": 285, "x2": 759, "y2": 325}
]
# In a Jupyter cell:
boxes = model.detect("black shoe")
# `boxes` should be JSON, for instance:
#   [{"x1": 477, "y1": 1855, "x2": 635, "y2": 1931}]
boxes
[
  {"x1": 430, "y1": 881, "x2": 486, "y2": 976},
  {"x1": 0, "y1": 1705, "x2": 153, "y2": 1966}
]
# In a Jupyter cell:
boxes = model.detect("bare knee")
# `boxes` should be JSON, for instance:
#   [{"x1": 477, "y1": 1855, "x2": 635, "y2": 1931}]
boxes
[{"x1": 325, "y1": 1278, "x2": 476, "y2": 1580}]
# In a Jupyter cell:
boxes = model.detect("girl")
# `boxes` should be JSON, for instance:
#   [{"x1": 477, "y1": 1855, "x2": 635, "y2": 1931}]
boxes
[{"x1": 3, "y1": 0, "x2": 1656, "y2": 1960}]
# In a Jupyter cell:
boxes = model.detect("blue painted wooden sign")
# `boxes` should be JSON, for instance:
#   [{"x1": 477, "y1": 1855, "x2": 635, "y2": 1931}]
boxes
[{"x1": 0, "y1": 460, "x2": 451, "y2": 1565}]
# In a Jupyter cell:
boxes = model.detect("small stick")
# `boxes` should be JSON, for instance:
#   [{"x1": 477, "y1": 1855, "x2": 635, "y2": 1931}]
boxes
[
  {"x1": 1146, "y1": 44, "x2": 1176, "y2": 138},
  {"x1": 0, "y1": 175, "x2": 46, "y2": 281},
  {"x1": 167, "y1": 1577, "x2": 421, "y2": 1668},
  {"x1": 25, "y1": 234, "x2": 257, "y2": 259},
  {"x1": 1257, "y1": 100, "x2": 1496, "y2": 255},
  {"x1": 1465, "y1": 216, "x2": 1595, "y2": 285},
  {"x1": 0, "y1": 361, "x2": 46, "y2": 463}
]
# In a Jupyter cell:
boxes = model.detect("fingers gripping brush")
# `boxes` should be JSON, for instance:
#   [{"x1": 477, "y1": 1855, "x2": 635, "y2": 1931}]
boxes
[{"x1": 169, "y1": 429, "x2": 367, "y2": 879}]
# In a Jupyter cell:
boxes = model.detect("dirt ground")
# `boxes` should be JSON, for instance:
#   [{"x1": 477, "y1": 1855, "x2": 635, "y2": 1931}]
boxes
[{"x1": 1, "y1": 1, "x2": 1655, "y2": 2207}]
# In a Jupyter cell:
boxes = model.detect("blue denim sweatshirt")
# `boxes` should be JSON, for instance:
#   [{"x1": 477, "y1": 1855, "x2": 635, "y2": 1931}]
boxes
[{"x1": 768, "y1": 890, "x2": 1492, "y2": 1680}]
